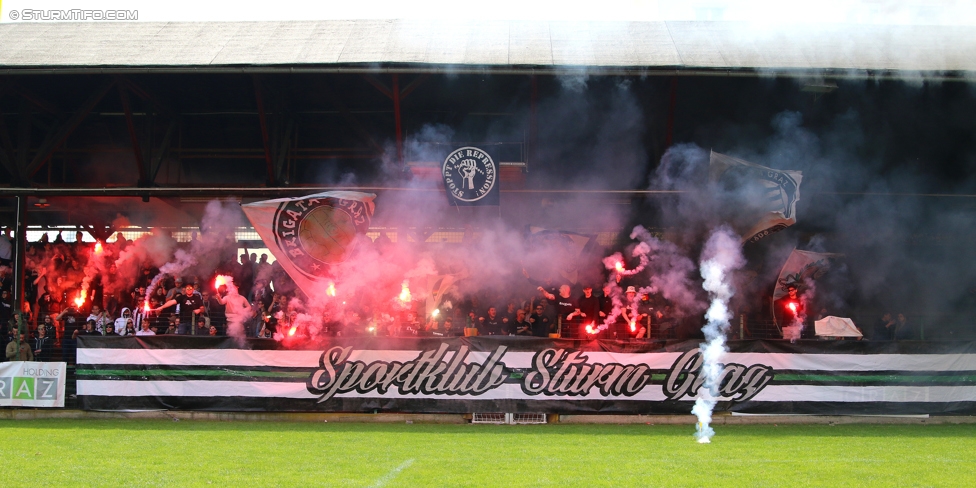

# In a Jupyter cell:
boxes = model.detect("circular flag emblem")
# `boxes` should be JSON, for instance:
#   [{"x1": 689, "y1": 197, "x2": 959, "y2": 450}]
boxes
[
  {"x1": 442, "y1": 146, "x2": 497, "y2": 203},
  {"x1": 272, "y1": 196, "x2": 372, "y2": 278}
]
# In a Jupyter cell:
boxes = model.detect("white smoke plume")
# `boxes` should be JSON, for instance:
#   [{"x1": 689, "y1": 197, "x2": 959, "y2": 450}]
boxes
[
  {"x1": 693, "y1": 226, "x2": 744, "y2": 444},
  {"x1": 592, "y1": 225, "x2": 704, "y2": 334},
  {"x1": 597, "y1": 277, "x2": 625, "y2": 332},
  {"x1": 112, "y1": 230, "x2": 177, "y2": 297},
  {"x1": 145, "y1": 200, "x2": 240, "y2": 299},
  {"x1": 629, "y1": 226, "x2": 701, "y2": 318}
]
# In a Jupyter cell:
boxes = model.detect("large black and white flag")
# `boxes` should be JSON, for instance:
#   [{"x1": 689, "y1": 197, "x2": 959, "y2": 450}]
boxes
[
  {"x1": 709, "y1": 151, "x2": 802, "y2": 243},
  {"x1": 773, "y1": 248, "x2": 842, "y2": 300},
  {"x1": 241, "y1": 191, "x2": 375, "y2": 299}
]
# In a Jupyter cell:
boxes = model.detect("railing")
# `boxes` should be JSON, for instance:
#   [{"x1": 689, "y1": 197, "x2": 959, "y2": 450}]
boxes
[{"x1": 737, "y1": 314, "x2": 976, "y2": 341}]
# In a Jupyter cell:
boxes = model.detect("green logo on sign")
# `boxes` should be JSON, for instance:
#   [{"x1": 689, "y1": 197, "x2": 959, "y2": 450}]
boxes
[{"x1": 13, "y1": 377, "x2": 34, "y2": 400}]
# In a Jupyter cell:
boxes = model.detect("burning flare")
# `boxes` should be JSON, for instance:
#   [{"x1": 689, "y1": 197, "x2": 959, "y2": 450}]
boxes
[
  {"x1": 326, "y1": 282, "x2": 336, "y2": 297},
  {"x1": 214, "y1": 274, "x2": 230, "y2": 289},
  {"x1": 73, "y1": 292, "x2": 85, "y2": 308},
  {"x1": 398, "y1": 281, "x2": 411, "y2": 304},
  {"x1": 696, "y1": 422, "x2": 709, "y2": 444},
  {"x1": 614, "y1": 261, "x2": 624, "y2": 272},
  {"x1": 584, "y1": 323, "x2": 597, "y2": 335},
  {"x1": 788, "y1": 302, "x2": 797, "y2": 313},
  {"x1": 288, "y1": 325, "x2": 297, "y2": 336},
  {"x1": 93, "y1": 241, "x2": 103, "y2": 254},
  {"x1": 629, "y1": 320, "x2": 637, "y2": 333},
  {"x1": 143, "y1": 301, "x2": 151, "y2": 313}
]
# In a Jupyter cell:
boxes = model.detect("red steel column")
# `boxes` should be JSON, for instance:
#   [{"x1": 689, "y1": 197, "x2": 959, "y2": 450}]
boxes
[
  {"x1": 252, "y1": 77, "x2": 275, "y2": 185},
  {"x1": 392, "y1": 74, "x2": 403, "y2": 168}
]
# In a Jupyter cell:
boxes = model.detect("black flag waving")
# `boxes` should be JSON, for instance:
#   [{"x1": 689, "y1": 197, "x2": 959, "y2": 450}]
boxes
[{"x1": 442, "y1": 146, "x2": 500, "y2": 206}]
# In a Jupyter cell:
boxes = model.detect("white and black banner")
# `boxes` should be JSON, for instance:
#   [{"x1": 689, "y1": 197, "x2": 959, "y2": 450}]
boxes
[
  {"x1": 0, "y1": 361, "x2": 67, "y2": 407},
  {"x1": 709, "y1": 151, "x2": 803, "y2": 244},
  {"x1": 241, "y1": 191, "x2": 375, "y2": 299},
  {"x1": 773, "y1": 248, "x2": 841, "y2": 300},
  {"x1": 76, "y1": 337, "x2": 976, "y2": 414}
]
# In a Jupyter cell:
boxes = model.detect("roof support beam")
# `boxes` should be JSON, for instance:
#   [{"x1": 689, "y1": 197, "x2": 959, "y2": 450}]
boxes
[
  {"x1": 322, "y1": 80, "x2": 385, "y2": 157},
  {"x1": 24, "y1": 78, "x2": 115, "y2": 179},
  {"x1": 528, "y1": 75, "x2": 538, "y2": 166},
  {"x1": 116, "y1": 76, "x2": 175, "y2": 118},
  {"x1": 7, "y1": 83, "x2": 60, "y2": 115},
  {"x1": 150, "y1": 119, "x2": 177, "y2": 184},
  {"x1": 262, "y1": 80, "x2": 294, "y2": 185},
  {"x1": 393, "y1": 74, "x2": 403, "y2": 168},
  {"x1": 274, "y1": 118, "x2": 294, "y2": 183},
  {"x1": 362, "y1": 73, "x2": 428, "y2": 101},
  {"x1": 399, "y1": 74, "x2": 429, "y2": 100},
  {"x1": 361, "y1": 74, "x2": 393, "y2": 99},
  {"x1": 0, "y1": 106, "x2": 18, "y2": 181},
  {"x1": 119, "y1": 85, "x2": 148, "y2": 186},
  {"x1": 0, "y1": 144, "x2": 14, "y2": 180},
  {"x1": 252, "y1": 75, "x2": 276, "y2": 186},
  {"x1": 665, "y1": 76, "x2": 677, "y2": 148},
  {"x1": 15, "y1": 100, "x2": 31, "y2": 182}
]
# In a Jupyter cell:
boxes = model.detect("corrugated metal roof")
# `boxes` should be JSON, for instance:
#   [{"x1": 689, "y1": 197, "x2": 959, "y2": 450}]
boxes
[{"x1": 1, "y1": 20, "x2": 974, "y2": 74}]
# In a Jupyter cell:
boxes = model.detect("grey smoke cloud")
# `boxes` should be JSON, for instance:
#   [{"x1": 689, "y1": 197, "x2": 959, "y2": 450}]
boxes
[
  {"x1": 19, "y1": 72, "x2": 972, "y2": 344},
  {"x1": 675, "y1": 98, "x2": 976, "y2": 332},
  {"x1": 145, "y1": 200, "x2": 242, "y2": 299}
]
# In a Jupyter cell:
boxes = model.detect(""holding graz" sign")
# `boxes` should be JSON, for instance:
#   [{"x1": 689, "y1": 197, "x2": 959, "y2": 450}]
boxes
[{"x1": 0, "y1": 361, "x2": 66, "y2": 407}]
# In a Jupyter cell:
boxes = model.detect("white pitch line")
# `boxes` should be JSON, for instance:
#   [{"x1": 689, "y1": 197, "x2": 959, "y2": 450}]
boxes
[{"x1": 370, "y1": 459, "x2": 415, "y2": 487}]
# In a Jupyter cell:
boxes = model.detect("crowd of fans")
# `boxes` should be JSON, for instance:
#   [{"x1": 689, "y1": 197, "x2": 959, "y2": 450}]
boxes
[
  {"x1": 415, "y1": 282, "x2": 674, "y2": 341},
  {"x1": 0, "y1": 227, "x2": 679, "y2": 362},
  {"x1": 0, "y1": 226, "x2": 931, "y2": 365},
  {"x1": 0, "y1": 228, "x2": 298, "y2": 362}
]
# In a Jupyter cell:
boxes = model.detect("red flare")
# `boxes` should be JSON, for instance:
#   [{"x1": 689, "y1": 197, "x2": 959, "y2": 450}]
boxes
[
  {"x1": 326, "y1": 282, "x2": 336, "y2": 297},
  {"x1": 214, "y1": 274, "x2": 231, "y2": 289},
  {"x1": 398, "y1": 281, "x2": 411, "y2": 304},
  {"x1": 788, "y1": 302, "x2": 797, "y2": 313},
  {"x1": 630, "y1": 320, "x2": 637, "y2": 332},
  {"x1": 73, "y1": 293, "x2": 85, "y2": 308},
  {"x1": 288, "y1": 326, "x2": 297, "y2": 337},
  {"x1": 585, "y1": 324, "x2": 597, "y2": 335},
  {"x1": 93, "y1": 241, "x2": 103, "y2": 254},
  {"x1": 614, "y1": 261, "x2": 624, "y2": 272},
  {"x1": 143, "y1": 301, "x2": 151, "y2": 313}
]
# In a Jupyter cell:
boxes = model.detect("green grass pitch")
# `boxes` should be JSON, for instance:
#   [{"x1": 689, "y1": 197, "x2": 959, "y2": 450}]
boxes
[{"x1": 2, "y1": 420, "x2": 975, "y2": 487}]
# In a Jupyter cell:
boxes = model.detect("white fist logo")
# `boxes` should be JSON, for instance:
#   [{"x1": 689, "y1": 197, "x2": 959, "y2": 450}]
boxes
[
  {"x1": 459, "y1": 159, "x2": 482, "y2": 190},
  {"x1": 442, "y1": 147, "x2": 496, "y2": 203}
]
